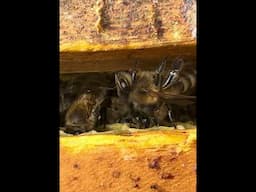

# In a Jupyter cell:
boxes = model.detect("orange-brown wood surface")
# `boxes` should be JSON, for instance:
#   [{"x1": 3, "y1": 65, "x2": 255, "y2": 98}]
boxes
[
  {"x1": 60, "y1": 129, "x2": 196, "y2": 192},
  {"x1": 60, "y1": 44, "x2": 196, "y2": 73}
]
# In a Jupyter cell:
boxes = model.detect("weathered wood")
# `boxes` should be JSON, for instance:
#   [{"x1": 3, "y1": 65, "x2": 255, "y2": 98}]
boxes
[
  {"x1": 60, "y1": 0, "x2": 196, "y2": 49},
  {"x1": 60, "y1": 43, "x2": 196, "y2": 73},
  {"x1": 60, "y1": 129, "x2": 196, "y2": 192},
  {"x1": 60, "y1": 0, "x2": 196, "y2": 73}
]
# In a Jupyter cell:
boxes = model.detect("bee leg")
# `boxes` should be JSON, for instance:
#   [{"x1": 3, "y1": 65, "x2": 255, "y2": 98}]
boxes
[
  {"x1": 134, "y1": 116, "x2": 143, "y2": 128},
  {"x1": 103, "y1": 105, "x2": 109, "y2": 130},
  {"x1": 102, "y1": 110, "x2": 107, "y2": 130},
  {"x1": 162, "y1": 70, "x2": 178, "y2": 90},
  {"x1": 141, "y1": 117, "x2": 152, "y2": 128},
  {"x1": 155, "y1": 57, "x2": 167, "y2": 89},
  {"x1": 132, "y1": 113, "x2": 147, "y2": 129},
  {"x1": 114, "y1": 73, "x2": 123, "y2": 97},
  {"x1": 168, "y1": 110, "x2": 177, "y2": 129},
  {"x1": 156, "y1": 57, "x2": 167, "y2": 74},
  {"x1": 154, "y1": 120, "x2": 160, "y2": 128},
  {"x1": 151, "y1": 116, "x2": 159, "y2": 127},
  {"x1": 162, "y1": 58, "x2": 185, "y2": 90},
  {"x1": 166, "y1": 104, "x2": 177, "y2": 129}
]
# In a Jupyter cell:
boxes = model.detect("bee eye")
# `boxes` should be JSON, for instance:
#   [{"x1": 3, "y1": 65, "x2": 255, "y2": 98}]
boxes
[
  {"x1": 120, "y1": 81, "x2": 127, "y2": 89},
  {"x1": 115, "y1": 72, "x2": 132, "y2": 96},
  {"x1": 131, "y1": 71, "x2": 136, "y2": 81}
]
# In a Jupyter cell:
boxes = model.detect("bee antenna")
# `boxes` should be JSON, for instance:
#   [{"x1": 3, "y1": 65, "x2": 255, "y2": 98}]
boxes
[
  {"x1": 172, "y1": 57, "x2": 184, "y2": 71},
  {"x1": 99, "y1": 86, "x2": 116, "y2": 90},
  {"x1": 162, "y1": 56, "x2": 168, "y2": 65},
  {"x1": 133, "y1": 60, "x2": 139, "y2": 71},
  {"x1": 128, "y1": 60, "x2": 139, "y2": 81},
  {"x1": 156, "y1": 56, "x2": 168, "y2": 73},
  {"x1": 135, "y1": 59, "x2": 139, "y2": 68}
]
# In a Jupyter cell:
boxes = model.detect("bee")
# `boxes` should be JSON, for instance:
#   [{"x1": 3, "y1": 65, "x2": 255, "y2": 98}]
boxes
[
  {"x1": 63, "y1": 88, "x2": 111, "y2": 134},
  {"x1": 59, "y1": 77, "x2": 81, "y2": 127},
  {"x1": 155, "y1": 57, "x2": 196, "y2": 125},
  {"x1": 59, "y1": 60, "x2": 196, "y2": 133},
  {"x1": 60, "y1": 73, "x2": 115, "y2": 134},
  {"x1": 114, "y1": 57, "x2": 196, "y2": 128},
  {"x1": 106, "y1": 96, "x2": 131, "y2": 124}
]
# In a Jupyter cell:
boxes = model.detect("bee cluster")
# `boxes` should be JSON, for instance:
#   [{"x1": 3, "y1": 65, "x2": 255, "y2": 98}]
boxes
[{"x1": 60, "y1": 58, "x2": 196, "y2": 135}]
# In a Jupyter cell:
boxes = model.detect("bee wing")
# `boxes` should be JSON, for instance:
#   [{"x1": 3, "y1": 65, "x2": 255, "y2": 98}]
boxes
[
  {"x1": 159, "y1": 93, "x2": 196, "y2": 105},
  {"x1": 167, "y1": 99, "x2": 196, "y2": 105},
  {"x1": 159, "y1": 92, "x2": 196, "y2": 99},
  {"x1": 98, "y1": 86, "x2": 116, "y2": 91}
]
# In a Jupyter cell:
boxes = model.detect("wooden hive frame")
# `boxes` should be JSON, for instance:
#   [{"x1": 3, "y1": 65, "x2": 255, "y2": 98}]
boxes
[{"x1": 60, "y1": 1, "x2": 197, "y2": 192}]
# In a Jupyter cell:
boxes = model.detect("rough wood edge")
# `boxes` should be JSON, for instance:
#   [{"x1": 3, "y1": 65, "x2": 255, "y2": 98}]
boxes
[{"x1": 60, "y1": 40, "x2": 196, "y2": 52}]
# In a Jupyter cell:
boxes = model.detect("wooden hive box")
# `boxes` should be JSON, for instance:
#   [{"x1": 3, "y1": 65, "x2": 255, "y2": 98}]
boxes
[
  {"x1": 60, "y1": 0, "x2": 197, "y2": 192},
  {"x1": 60, "y1": 0, "x2": 196, "y2": 73}
]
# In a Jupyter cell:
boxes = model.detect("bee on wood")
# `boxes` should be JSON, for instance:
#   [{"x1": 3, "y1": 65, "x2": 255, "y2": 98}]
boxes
[{"x1": 114, "y1": 57, "x2": 196, "y2": 128}]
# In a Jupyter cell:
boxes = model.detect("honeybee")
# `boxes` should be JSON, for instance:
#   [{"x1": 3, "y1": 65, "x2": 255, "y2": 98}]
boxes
[
  {"x1": 63, "y1": 88, "x2": 108, "y2": 134},
  {"x1": 60, "y1": 73, "x2": 115, "y2": 134},
  {"x1": 60, "y1": 77, "x2": 80, "y2": 127},
  {"x1": 59, "y1": 59, "x2": 196, "y2": 133},
  {"x1": 114, "y1": 57, "x2": 196, "y2": 128}
]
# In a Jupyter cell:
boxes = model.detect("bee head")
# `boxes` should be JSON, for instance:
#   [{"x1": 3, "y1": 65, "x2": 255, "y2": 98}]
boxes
[
  {"x1": 129, "y1": 72, "x2": 159, "y2": 106},
  {"x1": 65, "y1": 103, "x2": 87, "y2": 127},
  {"x1": 115, "y1": 71, "x2": 134, "y2": 97}
]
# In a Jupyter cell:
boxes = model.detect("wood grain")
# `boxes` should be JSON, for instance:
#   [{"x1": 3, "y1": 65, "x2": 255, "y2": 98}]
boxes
[
  {"x1": 60, "y1": 0, "x2": 196, "y2": 48},
  {"x1": 60, "y1": 129, "x2": 196, "y2": 192},
  {"x1": 60, "y1": 0, "x2": 196, "y2": 73},
  {"x1": 60, "y1": 43, "x2": 196, "y2": 73}
]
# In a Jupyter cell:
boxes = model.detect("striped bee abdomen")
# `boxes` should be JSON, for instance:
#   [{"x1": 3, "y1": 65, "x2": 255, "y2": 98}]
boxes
[
  {"x1": 178, "y1": 69, "x2": 196, "y2": 94},
  {"x1": 160, "y1": 67, "x2": 196, "y2": 95}
]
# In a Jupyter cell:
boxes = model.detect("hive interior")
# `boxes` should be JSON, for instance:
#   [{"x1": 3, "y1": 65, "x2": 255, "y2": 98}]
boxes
[{"x1": 60, "y1": 59, "x2": 196, "y2": 136}]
